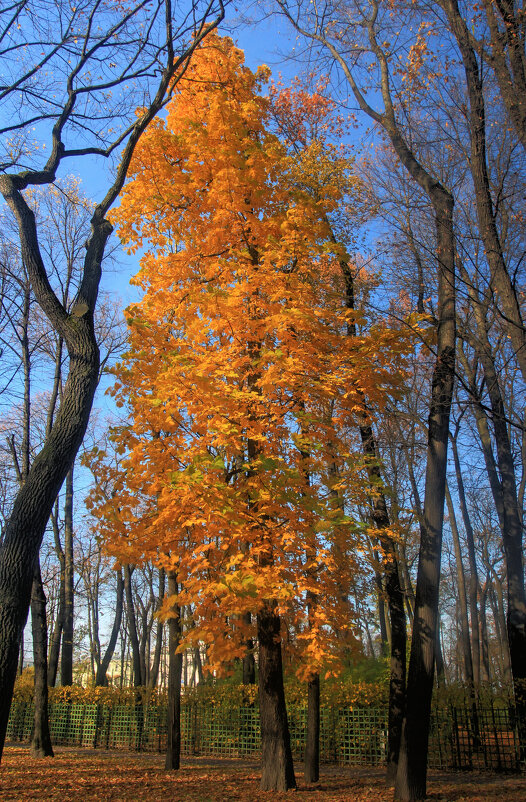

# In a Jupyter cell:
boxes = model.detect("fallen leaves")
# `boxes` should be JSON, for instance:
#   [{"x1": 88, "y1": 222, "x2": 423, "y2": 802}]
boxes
[{"x1": 1, "y1": 746, "x2": 525, "y2": 801}]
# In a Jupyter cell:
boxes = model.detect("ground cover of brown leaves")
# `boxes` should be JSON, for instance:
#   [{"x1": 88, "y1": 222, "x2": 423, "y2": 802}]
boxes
[{"x1": 1, "y1": 745, "x2": 525, "y2": 801}]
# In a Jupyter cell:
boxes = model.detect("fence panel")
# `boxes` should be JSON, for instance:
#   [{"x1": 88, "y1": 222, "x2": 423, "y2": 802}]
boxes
[{"x1": 7, "y1": 699, "x2": 523, "y2": 771}]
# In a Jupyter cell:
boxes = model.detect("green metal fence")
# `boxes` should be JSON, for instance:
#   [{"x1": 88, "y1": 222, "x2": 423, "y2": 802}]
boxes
[{"x1": 6, "y1": 700, "x2": 523, "y2": 771}]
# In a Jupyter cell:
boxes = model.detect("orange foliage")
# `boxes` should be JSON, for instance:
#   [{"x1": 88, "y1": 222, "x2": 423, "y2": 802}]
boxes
[{"x1": 88, "y1": 35, "x2": 412, "y2": 681}]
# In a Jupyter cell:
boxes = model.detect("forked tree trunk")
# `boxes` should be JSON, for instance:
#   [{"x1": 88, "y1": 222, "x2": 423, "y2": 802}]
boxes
[{"x1": 257, "y1": 604, "x2": 296, "y2": 791}]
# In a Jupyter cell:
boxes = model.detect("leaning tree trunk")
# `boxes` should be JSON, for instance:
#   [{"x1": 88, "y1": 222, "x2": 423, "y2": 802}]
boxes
[
  {"x1": 30, "y1": 562, "x2": 54, "y2": 758},
  {"x1": 257, "y1": 603, "x2": 296, "y2": 791},
  {"x1": 165, "y1": 570, "x2": 183, "y2": 770},
  {"x1": 0, "y1": 295, "x2": 100, "y2": 759}
]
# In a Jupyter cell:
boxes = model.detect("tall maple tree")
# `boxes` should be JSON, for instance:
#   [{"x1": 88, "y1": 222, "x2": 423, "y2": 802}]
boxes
[{"x1": 91, "y1": 34, "x2": 412, "y2": 791}]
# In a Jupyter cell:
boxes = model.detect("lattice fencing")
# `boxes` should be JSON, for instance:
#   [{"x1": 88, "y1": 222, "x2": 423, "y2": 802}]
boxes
[{"x1": 6, "y1": 700, "x2": 523, "y2": 771}]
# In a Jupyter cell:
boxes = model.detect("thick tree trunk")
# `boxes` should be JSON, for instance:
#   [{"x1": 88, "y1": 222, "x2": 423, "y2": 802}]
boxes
[
  {"x1": 30, "y1": 562, "x2": 54, "y2": 758},
  {"x1": 95, "y1": 569, "x2": 124, "y2": 686},
  {"x1": 0, "y1": 307, "x2": 100, "y2": 759},
  {"x1": 165, "y1": 570, "x2": 182, "y2": 770},
  {"x1": 257, "y1": 604, "x2": 296, "y2": 791},
  {"x1": 61, "y1": 467, "x2": 74, "y2": 685},
  {"x1": 304, "y1": 673, "x2": 320, "y2": 783}
]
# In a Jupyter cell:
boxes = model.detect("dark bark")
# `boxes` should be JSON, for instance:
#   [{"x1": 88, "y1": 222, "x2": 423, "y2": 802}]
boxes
[
  {"x1": 147, "y1": 567, "x2": 165, "y2": 690},
  {"x1": 479, "y1": 583, "x2": 492, "y2": 682},
  {"x1": 278, "y1": 12, "x2": 456, "y2": 795},
  {"x1": 17, "y1": 631, "x2": 24, "y2": 676},
  {"x1": 61, "y1": 466, "x2": 74, "y2": 685},
  {"x1": 95, "y1": 569, "x2": 124, "y2": 686},
  {"x1": 491, "y1": 571, "x2": 512, "y2": 683},
  {"x1": 335, "y1": 232, "x2": 407, "y2": 782},
  {"x1": 442, "y1": 0, "x2": 526, "y2": 385},
  {"x1": 394, "y1": 181, "x2": 455, "y2": 800},
  {"x1": 123, "y1": 564, "x2": 143, "y2": 687},
  {"x1": 0, "y1": 1, "x2": 226, "y2": 762},
  {"x1": 48, "y1": 506, "x2": 64, "y2": 687},
  {"x1": 165, "y1": 570, "x2": 182, "y2": 770},
  {"x1": 462, "y1": 269, "x2": 526, "y2": 744},
  {"x1": 304, "y1": 673, "x2": 320, "y2": 783},
  {"x1": 360, "y1": 424, "x2": 406, "y2": 783},
  {"x1": 257, "y1": 604, "x2": 296, "y2": 791},
  {"x1": 440, "y1": 3, "x2": 526, "y2": 729},
  {"x1": 481, "y1": 0, "x2": 526, "y2": 152},
  {"x1": 242, "y1": 611, "x2": 256, "y2": 685},
  {"x1": 30, "y1": 562, "x2": 54, "y2": 758},
  {"x1": 0, "y1": 191, "x2": 103, "y2": 758},
  {"x1": 450, "y1": 423, "x2": 481, "y2": 686},
  {"x1": 445, "y1": 481, "x2": 474, "y2": 687}
]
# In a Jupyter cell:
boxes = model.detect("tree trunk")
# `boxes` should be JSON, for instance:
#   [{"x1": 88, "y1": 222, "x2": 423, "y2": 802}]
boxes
[
  {"x1": 0, "y1": 306, "x2": 100, "y2": 757},
  {"x1": 445, "y1": 481, "x2": 474, "y2": 687},
  {"x1": 61, "y1": 466, "x2": 74, "y2": 685},
  {"x1": 123, "y1": 564, "x2": 143, "y2": 687},
  {"x1": 30, "y1": 562, "x2": 53, "y2": 758},
  {"x1": 394, "y1": 184, "x2": 456, "y2": 801},
  {"x1": 336, "y1": 241, "x2": 407, "y2": 781},
  {"x1": 147, "y1": 567, "x2": 165, "y2": 690},
  {"x1": 95, "y1": 569, "x2": 124, "y2": 686},
  {"x1": 242, "y1": 611, "x2": 256, "y2": 685},
  {"x1": 257, "y1": 604, "x2": 296, "y2": 791},
  {"x1": 165, "y1": 570, "x2": 182, "y2": 770},
  {"x1": 450, "y1": 424, "x2": 481, "y2": 686},
  {"x1": 304, "y1": 673, "x2": 320, "y2": 783}
]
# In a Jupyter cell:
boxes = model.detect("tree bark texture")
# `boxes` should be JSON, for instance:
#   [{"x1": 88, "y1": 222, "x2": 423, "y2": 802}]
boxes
[
  {"x1": 147, "y1": 568, "x2": 165, "y2": 690},
  {"x1": 30, "y1": 563, "x2": 54, "y2": 758},
  {"x1": 257, "y1": 605, "x2": 296, "y2": 791},
  {"x1": 394, "y1": 182, "x2": 456, "y2": 801},
  {"x1": 124, "y1": 565, "x2": 144, "y2": 687},
  {"x1": 61, "y1": 467, "x2": 74, "y2": 685},
  {"x1": 304, "y1": 673, "x2": 320, "y2": 783},
  {"x1": 165, "y1": 570, "x2": 182, "y2": 771}
]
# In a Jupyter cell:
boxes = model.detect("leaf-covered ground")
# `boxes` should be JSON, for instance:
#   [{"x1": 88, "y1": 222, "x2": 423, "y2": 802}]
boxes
[{"x1": 1, "y1": 745, "x2": 525, "y2": 801}]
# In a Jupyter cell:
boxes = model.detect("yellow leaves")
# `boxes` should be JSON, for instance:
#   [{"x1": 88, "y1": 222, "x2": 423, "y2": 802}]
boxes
[{"x1": 86, "y1": 33, "x2": 420, "y2": 680}]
